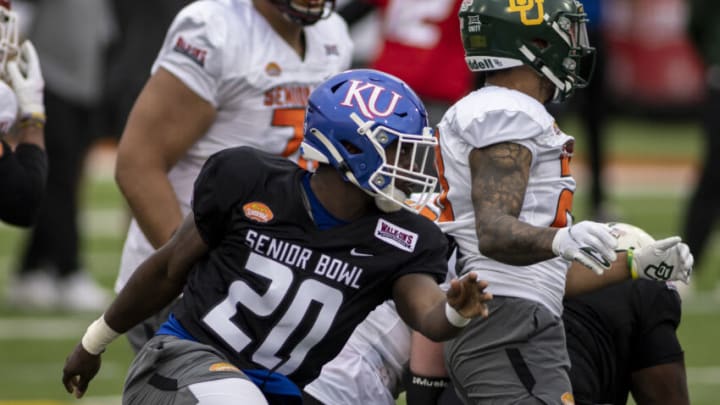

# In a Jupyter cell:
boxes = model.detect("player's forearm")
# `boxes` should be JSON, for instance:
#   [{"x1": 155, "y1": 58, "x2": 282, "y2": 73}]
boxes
[
  {"x1": 16, "y1": 124, "x2": 45, "y2": 150},
  {"x1": 413, "y1": 299, "x2": 467, "y2": 342},
  {"x1": 104, "y1": 244, "x2": 185, "y2": 333},
  {"x1": 476, "y1": 215, "x2": 558, "y2": 265},
  {"x1": 564, "y1": 251, "x2": 630, "y2": 296},
  {"x1": 116, "y1": 165, "x2": 183, "y2": 248}
]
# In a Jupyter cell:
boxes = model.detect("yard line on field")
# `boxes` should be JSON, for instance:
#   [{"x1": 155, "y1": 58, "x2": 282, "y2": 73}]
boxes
[
  {"x1": 0, "y1": 396, "x2": 121, "y2": 405},
  {"x1": 688, "y1": 367, "x2": 720, "y2": 384},
  {"x1": 0, "y1": 318, "x2": 88, "y2": 339}
]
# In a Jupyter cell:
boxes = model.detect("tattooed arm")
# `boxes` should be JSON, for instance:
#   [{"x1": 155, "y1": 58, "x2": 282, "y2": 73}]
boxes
[{"x1": 469, "y1": 143, "x2": 559, "y2": 265}]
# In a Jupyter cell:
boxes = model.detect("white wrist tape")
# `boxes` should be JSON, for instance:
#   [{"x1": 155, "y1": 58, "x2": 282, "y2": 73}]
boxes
[
  {"x1": 81, "y1": 316, "x2": 120, "y2": 355},
  {"x1": 445, "y1": 302, "x2": 471, "y2": 328}
]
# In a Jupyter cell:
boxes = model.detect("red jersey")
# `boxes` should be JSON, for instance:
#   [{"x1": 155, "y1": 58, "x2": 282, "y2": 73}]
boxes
[{"x1": 369, "y1": 0, "x2": 472, "y2": 103}]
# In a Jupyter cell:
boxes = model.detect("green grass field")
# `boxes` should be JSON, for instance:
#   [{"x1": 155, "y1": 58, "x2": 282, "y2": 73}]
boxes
[{"x1": 0, "y1": 115, "x2": 718, "y2": 404}]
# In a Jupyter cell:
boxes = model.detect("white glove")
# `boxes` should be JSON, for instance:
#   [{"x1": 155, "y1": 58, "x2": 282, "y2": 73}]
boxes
[
  {"x1": 6, "y1": 40, "x2": 45, "y2": 119},
  {"x1": 552, "y1": 221, "x2": 618, "y2": 275},
  {"x1": 630, "y1": 236, "x2": 693, "y2": 284}
]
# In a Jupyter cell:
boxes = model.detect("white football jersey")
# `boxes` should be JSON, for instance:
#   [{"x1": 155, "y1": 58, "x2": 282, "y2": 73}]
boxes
[
  {"x1": 436, "y1": 86, "x2": 576, "y2": 316},
  {"x1": 116, "y1": 0, "x2": 353, "y2": 292},
  {"x1": 304, "y1": 300, "x2": 410, "y2": 405}
]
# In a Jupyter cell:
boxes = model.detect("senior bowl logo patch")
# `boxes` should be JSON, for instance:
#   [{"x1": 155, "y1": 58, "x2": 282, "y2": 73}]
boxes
[
  {"x1": 265, "y1": 62, "x2": 282, "y2": 77},
  {"x1": 561, "y1": 392, "x2": 575, "y2": 405},
  {"x1": 243, "y1": 202, "x2": 274, "y2": 223},
  {"x1": 209, "y1": 362, "x2": 240, "y2": 373}
]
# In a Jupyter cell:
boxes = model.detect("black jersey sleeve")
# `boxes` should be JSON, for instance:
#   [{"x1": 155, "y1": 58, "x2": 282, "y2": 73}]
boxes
[
  {"x1": 391, "y1": 218, "x2": 449, "y2": 284},
  {"x1": 630, "y1": 280, "x2": 684, "y2": 371},
  {"x1": 192, "y1": 147, "x2": 259, "y2": 247},
  {"x1": 0, "y1": 140, "x2": 48, "y2": 227}
]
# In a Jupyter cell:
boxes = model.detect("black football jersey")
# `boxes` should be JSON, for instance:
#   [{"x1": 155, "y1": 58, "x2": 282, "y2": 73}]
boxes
[
  {"x1": 172, "y1": 146, "x2": 449, "y2": 387},
  {"x1": 562, "y1": 279, "x2": 683, "y2": 405}
]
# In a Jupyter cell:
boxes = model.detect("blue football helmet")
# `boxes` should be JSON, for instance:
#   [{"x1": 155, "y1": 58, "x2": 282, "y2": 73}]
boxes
[
  {"x1": 301, "y1": 69, "x2": 438, "y2": 213},
  {"x1": 270, "y1": 0, "x2": 335, "y2": 25}
]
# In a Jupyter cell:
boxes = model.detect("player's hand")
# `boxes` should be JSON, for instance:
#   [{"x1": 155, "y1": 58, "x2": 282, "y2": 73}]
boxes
[
  {"x1": 446, "y1": 271, "x2": 492, "y2": 320},
  {"x1": 552, "y1": 221, "x2": 618, "y2": 275},
  {"x1": 631, "y1": 236, "x2": 693, "y2": 284},
  {"x1": 62, "y1": 343, "x2": 102, "y2": 399},
  {"x1": 6, "y1": 40, "x2": 45, "y2": 118}
]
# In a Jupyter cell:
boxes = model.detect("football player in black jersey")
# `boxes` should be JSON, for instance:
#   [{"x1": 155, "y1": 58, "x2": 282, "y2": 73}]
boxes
[
  {"x1": 564, "y1": 279, "x2": 688, "y2": 405},
  {"x1": 407, "y1": 279, "x2": 689, "y2": 405},
  {"x1": 62, "y1": 69, "x2": 493, "y2": 405},
  {"x1": 0, "y1": 1, "x2": 48, "y2": 227}
]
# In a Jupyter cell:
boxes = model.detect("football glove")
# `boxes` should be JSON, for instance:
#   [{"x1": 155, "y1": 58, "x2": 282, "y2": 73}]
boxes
[
  {"x1": 629, "y1": 236, "x2": 693, "y2": 284},
  {"x1": 6, "y1": 40, "x2": 45, "y2": 119},
  {"x1": 552, "y1": 221, "x2": 618, "y2": 275}
]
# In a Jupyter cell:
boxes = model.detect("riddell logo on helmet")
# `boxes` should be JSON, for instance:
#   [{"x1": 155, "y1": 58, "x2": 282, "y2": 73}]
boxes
[
  {"x1": 508, "y1": 0, "x2": 545, "y2": 26},
  {"x1": 466, "y1": 56, "x2": 502, "y2": 70}
]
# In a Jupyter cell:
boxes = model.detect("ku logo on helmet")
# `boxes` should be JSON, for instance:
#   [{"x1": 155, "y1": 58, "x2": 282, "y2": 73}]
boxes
[
  {"x1": 340, "y1": 80, "x2": 403, "y2": 120},
  {"x1": 507, "y1": 0, "x2": 545, "y2": 26}
]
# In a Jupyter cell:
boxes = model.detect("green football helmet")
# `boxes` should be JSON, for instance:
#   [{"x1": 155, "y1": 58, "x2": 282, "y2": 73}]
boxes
[{"x1": 459, "y1": 0, "x2": 596, "y2": 102}]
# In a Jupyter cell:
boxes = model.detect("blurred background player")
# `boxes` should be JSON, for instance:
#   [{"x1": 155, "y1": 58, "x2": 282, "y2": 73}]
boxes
[
  {"x1": 62, "y1": 68, "x2": 492, "y2": 405},
  {"x1": 338, "y1": 0, "x2": 476, "y2": 126},
  {"x1": 0, "y1": 0, "x2": 47, "y2": 228},
  {"x1": 682, "y1": 0, "x2": 720, "y2": 289},
  {"x1": 112, "y1": 0, "x2": 353, "y2": 352},
  {"x1": 103, "y1": 0, "x2": 192, "y2": 140},
  {"x1": 8, "y1": 0, "x2": 115, "y2": 312}
]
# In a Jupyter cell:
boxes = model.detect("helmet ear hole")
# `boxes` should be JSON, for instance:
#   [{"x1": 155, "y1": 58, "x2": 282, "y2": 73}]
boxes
[
  {"x1": 340, "y1": 141, "x2": 362, "y2": 155},
  {"x1": 532, "y1": 39, "x2": 549, "y2": 49}
]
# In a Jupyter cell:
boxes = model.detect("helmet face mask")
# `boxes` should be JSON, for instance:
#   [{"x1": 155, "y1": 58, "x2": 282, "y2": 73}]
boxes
[
  {"x1": 269, "y1": 0, "x2": 335, "y2": 25},
  {"x1": 459, "y1": 0, "x2": 596, "y2": 102},
  {"x1": 0, "y1": 0, "x2": 18, "y2": 80},
  {"x1": 301, "y1": 69, "x2": 438, "y2": 214}
]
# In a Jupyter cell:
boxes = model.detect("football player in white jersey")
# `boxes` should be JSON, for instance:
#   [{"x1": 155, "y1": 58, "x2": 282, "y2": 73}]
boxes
[
  {"x1": 113, "y1": 0, "x2": 353, "y2": 351},
  {"x1": 435, "y1": 0, "x2": 693, "y2": 403}
]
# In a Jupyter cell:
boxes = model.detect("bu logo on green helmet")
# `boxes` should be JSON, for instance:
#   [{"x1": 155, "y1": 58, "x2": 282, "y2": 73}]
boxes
[
  {"x1": 459, "y1": 0, "x2": 596, "y2": 102},
  {"x1": 508, "y1": 0, "x2": 545, "y2": 26}
]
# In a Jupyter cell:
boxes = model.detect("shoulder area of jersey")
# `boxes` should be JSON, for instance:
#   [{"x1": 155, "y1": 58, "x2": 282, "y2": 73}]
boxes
[{"x1": 454, "y1": 85, "x2": 551, "y2": 122}]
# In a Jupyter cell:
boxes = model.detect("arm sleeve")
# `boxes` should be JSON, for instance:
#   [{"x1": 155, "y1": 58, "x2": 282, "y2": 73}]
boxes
[
  {"x1": 631, "y1": 282, "x2": 684, "y2": 370},
  {"x1": 0, "y1": 141, "x2": 48, "y2": 227},
  {"x1": 151, "y1": 2, "x2": 229, "y2": 107}
]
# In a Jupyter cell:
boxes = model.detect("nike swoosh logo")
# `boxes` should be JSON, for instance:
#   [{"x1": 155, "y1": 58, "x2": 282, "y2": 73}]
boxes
[
  {"x1": 350, "y1": 248, "x2": 373, "y2": 257},
  {"x1": 579, "y1": 246, "x2": 611, "y2": 268}
]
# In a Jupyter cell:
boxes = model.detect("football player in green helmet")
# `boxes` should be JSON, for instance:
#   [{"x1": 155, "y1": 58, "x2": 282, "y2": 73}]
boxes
[
  {"x1": 433, "y1": 0, "x2": 694, "y2": 404},
  {"x1": 459, "y1": 0, "x2": 596, "y2": 102}
]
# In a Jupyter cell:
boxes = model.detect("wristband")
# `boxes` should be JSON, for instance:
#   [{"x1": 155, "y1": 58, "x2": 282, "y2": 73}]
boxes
[
  {"x1": 627, "y1": 248, "x2": 638, "y2": 279},
  {"x1": 81, "y1": 316, "x2": 120, "y2": 355},
  {"x1": 18, "y1": 112, "x2": 46, "y2": 129},
  {"x1": 445, "y1": 302, "x2": 471, "y2": 328}
]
